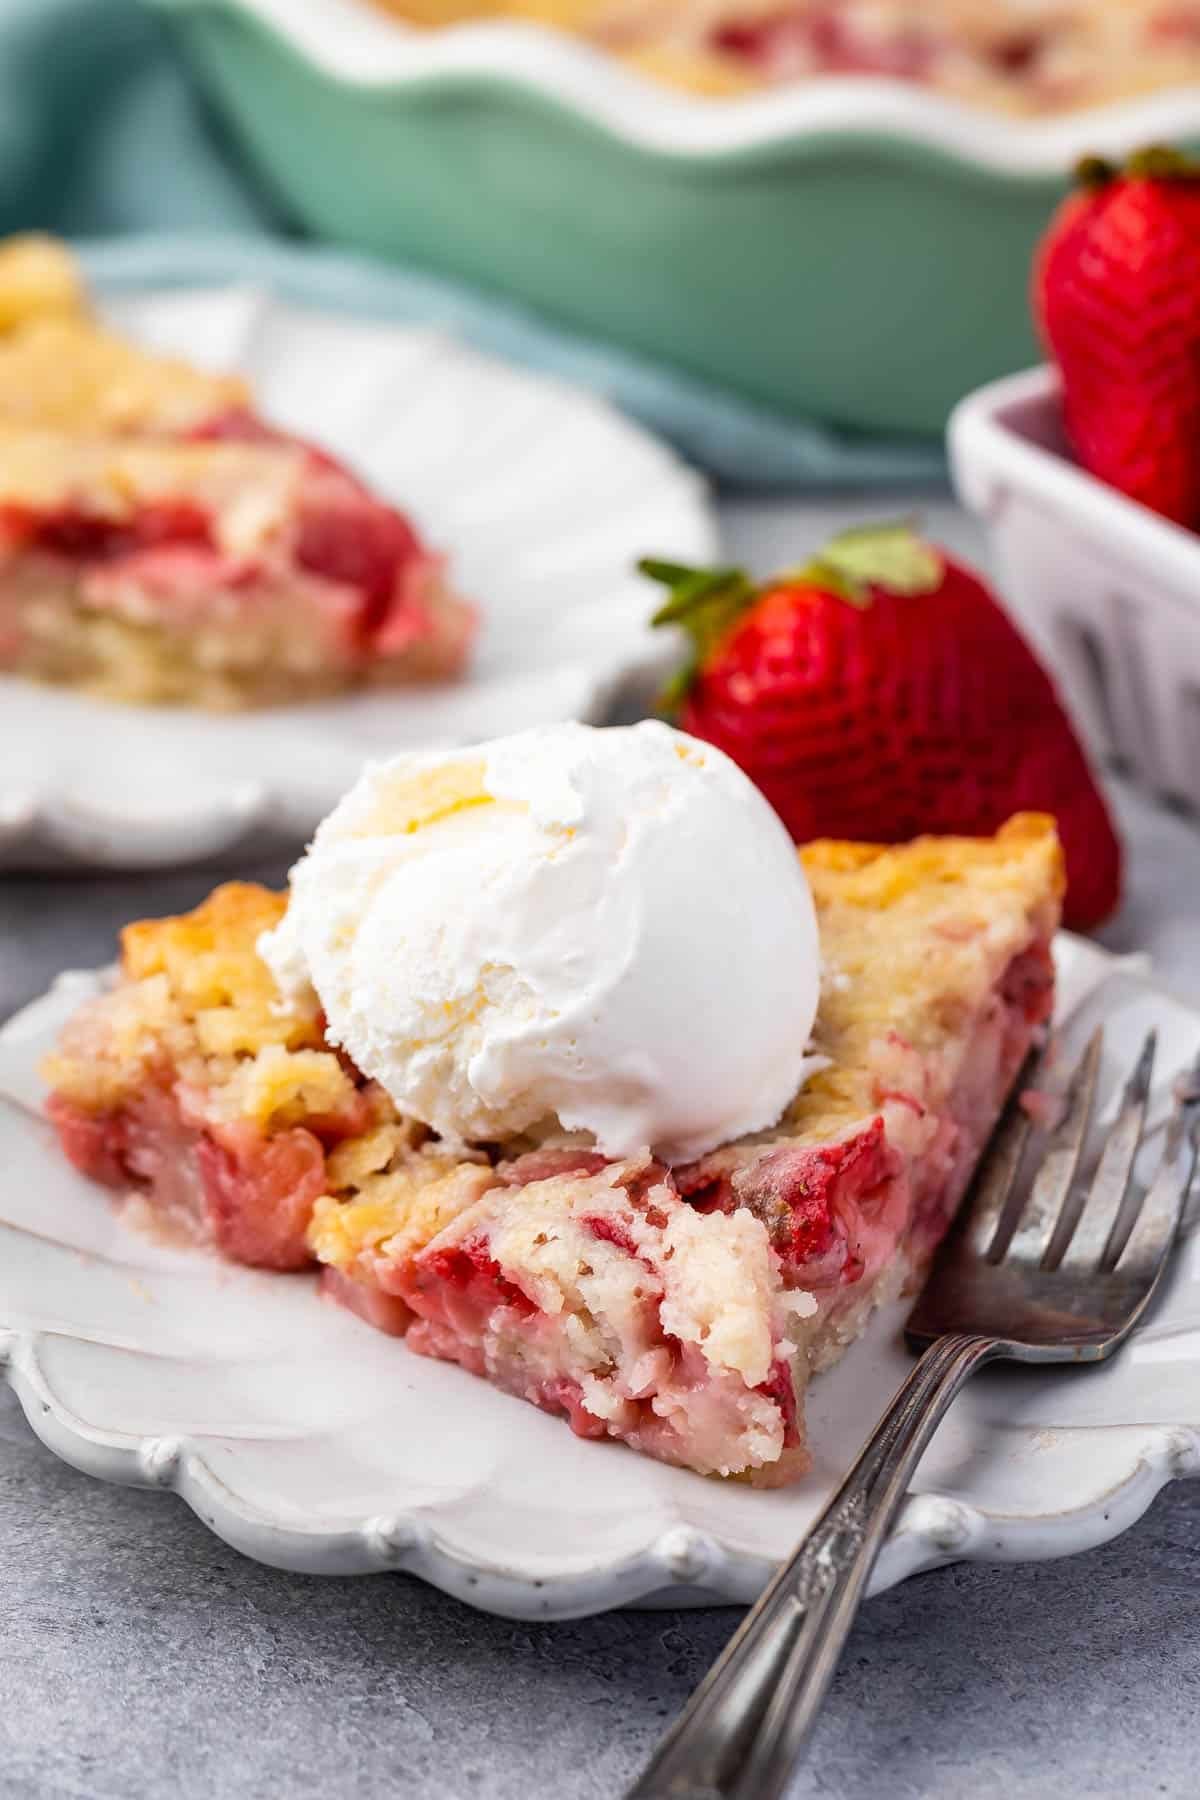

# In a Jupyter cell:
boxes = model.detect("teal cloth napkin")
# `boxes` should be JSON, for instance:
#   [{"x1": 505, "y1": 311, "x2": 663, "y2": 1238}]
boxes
[{"x1": 0, "y1": 0, "x2": 946, "y2": 488}]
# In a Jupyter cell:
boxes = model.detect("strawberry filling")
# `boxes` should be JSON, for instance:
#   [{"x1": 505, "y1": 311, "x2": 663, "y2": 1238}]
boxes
[
  {"x1": 396, "y1": 1210, "x2": 798, "y2": 1477},
  {"x1": 319, "y1": 1265, "x2": 413, "y2": 1337},
  {"x1": 535, "y1": 1377, "x2": 610, "y2": 1441},
  {"x1": 678, "y1": 1117, "x2": 897, "y2": 1290},
  {"x1": 497, "y1": 1148, "x2": 611, "y2": 1186},
  {"x1": 49, "y1": 1083, "x2": 208, "y2": 1232},
  {"x1": 755, "y1": 1356, "x2": 802, "y2": 1448},
  {"x1": 48, "y1": 1090, "x2": 135, "y2": 1189},
  {"x1": 711, "y1": 6, "x2": 934, "y2": 81},
  {"x1": 194, "y1": 1130, "x2": 327, "y2": 1272},
  {"x1": 1003, "y1": 938, "x2": 1056, "y2": 1023},
  {"x1": 0, "y1": 499, "x2": 213, "y2": 561},
  {"x1": 1150, "y1": 7, "x2": 1200, "y2": 43},
  {"x1": 985, "y1": 31, "x2": 1044, "y2": 75},
  {"x1": 47, "y1": 1072, "x2": 369, "y2": 1272},
  {"x1": 582, "y1": 1213, "x2": 642, "y2": 1257},
  {"x1": 414, "y1": 1238, "x2": 539, "y2": 1321},
  {"x1": 189, "y1": 407, "x2": 432, "y2": 653},
  {"x1": 2, "y1": 407, "x2": 450, "y2": 673}
]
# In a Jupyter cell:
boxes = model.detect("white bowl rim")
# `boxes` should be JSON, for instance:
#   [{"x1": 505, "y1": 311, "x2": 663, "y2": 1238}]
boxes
[
  {"x1": 150, "y1": 0, "x2": 1200, "y2": 169},
  {"x1": 948, "y1": 364, "x2": 1200, "y2": 605}
]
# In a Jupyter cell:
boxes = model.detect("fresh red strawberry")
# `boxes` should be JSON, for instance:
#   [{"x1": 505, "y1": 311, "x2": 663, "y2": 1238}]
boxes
[
  {"x1": 1034, "y1": 146, "x2": 1200, "y2": 527},
  {"x1": 644, "y1": 523, "x2": 1122, "y2": 930}
]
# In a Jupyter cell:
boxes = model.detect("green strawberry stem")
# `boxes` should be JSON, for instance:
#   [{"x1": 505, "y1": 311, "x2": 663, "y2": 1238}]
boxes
[
  {"x1": 789, "y1": 519, "x2": 942, "y2": 606},
  {"x1": 641, "y1": 521, "x2": 942, "y2": 711},
  {"x1": 1076, "y1": 145, "x2": 1200, "y2": 189},
  {"x1": 1126, "y1": 145, "x2": 1200, "y2": 179},
  {"x1": 640, "y1": 562, "x2": 756, "y2": 709}
]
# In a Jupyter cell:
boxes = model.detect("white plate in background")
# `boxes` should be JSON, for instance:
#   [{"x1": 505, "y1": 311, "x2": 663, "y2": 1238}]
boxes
[
  {"x1": 0, "y1": 284, "x2": 715, "y2": 871},
  {"x1": 1, "y1": 934, "x2": 1196, "y2": 1621}
]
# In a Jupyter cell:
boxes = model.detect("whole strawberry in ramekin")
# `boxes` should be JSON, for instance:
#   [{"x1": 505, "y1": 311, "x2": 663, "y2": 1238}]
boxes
[
  {"x1": 644, "y1": 523, "x2": 1122, "y2": 932},
  {"x1": 1035, "y1": 146, "x2": 1200, "y2": 529}
]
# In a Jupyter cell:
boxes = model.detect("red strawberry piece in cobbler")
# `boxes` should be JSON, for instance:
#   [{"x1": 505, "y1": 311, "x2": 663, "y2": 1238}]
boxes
[{"x1": 710, "y1": 5, "x2": 935, "y2": 83}]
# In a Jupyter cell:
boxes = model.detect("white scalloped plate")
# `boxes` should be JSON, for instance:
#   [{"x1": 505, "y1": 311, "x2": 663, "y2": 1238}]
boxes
[
  {"x1": 0, "y1": 284, "x2": 714, "y2": 871},
  {"x1": 1, "y1": 934, "x2": 1197, "y2": 1620}
]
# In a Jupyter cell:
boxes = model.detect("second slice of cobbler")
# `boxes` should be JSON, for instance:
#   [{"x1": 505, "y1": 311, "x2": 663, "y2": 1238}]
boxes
[{"x1": 0, "y1": 237, "x2": 475, "y2": 708}]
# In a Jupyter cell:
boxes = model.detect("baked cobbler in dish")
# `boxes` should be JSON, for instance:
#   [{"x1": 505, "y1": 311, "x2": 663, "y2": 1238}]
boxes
[
  {"x1": 45, "y1": 811, "x2": 1063, "y2": 1484},
  {"x1": 372, "y1": 0, "x2": 1200, "y2": 114},
  {"x1": 0, "y1": 238, "x2": 474, "y2": 708}
]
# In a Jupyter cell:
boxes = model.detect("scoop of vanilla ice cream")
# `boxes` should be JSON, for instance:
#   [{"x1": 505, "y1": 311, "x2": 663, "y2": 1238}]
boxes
[{"x1": 260, "y1": 720, "x2": 822, "y2": 1162}]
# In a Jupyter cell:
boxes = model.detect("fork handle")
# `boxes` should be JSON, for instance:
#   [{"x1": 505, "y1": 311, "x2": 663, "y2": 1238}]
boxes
[{"x1": 626, "y1": 1332, "x2": 1000, "y2": 1800}]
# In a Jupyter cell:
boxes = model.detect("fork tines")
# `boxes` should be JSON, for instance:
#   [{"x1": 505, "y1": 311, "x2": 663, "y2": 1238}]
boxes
[{"x1": 968, "y1": 1029, "x2": 1200, "y2": 1281}]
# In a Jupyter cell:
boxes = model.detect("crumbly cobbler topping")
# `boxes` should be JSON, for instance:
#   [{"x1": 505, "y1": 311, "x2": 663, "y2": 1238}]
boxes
[
  {"x1": 0, "y1": 317, "x2": 249, "y2": 437},
  {"x1": 0, "y1": 255, "x2": 272, "y2": 528},
  {"x1": 43, "y1": 882, "x2": 498, "y2": 1247},
  {"x1": 787, "y1": 813, "x2": 1062, "y2": 1138},
  {"x1": 0, "y1": 428, "x2": 304, "y2": 543},
  {"x1": 0, "y1": 235, "x2": 87, "y2": 335},
  {"x1": 44, "y1": 884, "x2": 332, "y2": 1117},
  {"x1": 310, "y1": 1151, "x2": 497, "y2": 1272}
]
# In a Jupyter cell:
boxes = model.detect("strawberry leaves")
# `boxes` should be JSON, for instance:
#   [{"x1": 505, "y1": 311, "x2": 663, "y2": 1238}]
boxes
[
  {"x1": 1075, "y1": 144, "x2": 1200, "y2": 189},
  {"x1": 641, "y1": 523, "x2": 942, "y2": 707},
  {"x1": 789, "y1": 521, "x2": 943, "y2": 608},
  {"x1": 640, "y1": 558, "x2": 756, "y2": 708}
]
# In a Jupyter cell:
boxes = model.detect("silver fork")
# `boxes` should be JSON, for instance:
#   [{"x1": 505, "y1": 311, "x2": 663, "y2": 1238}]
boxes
[{"x1": 628, "y1": 1029, "x2": 1200, "y2": 1800}]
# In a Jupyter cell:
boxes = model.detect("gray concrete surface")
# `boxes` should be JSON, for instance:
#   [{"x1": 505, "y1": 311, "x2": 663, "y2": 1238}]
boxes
[
  {"x1": 0, "y1": 1379, "x2": 1198, "y2": 1800},
  {"x1": 2, "y1": 496, "x2": 1198, "y2": 1799}
]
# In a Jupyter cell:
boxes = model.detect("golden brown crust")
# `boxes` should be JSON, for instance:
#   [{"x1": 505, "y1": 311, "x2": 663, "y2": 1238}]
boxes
[
  {"x1": 0, "y1": 236, "x2": 88, "y2": 334},
  {"x1": 0, "y1": 237, "x2": 282, "y2": 533},
  {"x1": 0, "y1": 316, "x2": 249, "y2": 437},
  {"x1": 789, "y1": 814, "x2": 1062, "y2": 1140},
  {"x1": 120, "y1": 881, "x2": 288, "y2": 980},
  {"x1": 44, "y1": 884, "x2": 343, "y2": 1121},
  {"x1": 800, "y1": 813, "x2": 1065, "y2": 905}
]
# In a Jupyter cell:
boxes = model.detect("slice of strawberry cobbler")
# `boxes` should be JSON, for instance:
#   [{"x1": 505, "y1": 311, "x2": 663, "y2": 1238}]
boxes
[
  {"x1": 44, "y1": 815, "x2": 1062, "y2": 1484},
  {"x1": 0, "y1": 242, "x2": 474, "y2": 708}
]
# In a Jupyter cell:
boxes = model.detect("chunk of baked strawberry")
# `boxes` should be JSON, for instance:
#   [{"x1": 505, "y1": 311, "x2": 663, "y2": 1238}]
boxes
[{"x1": 196, "y1": 1128, "x2": 327, "y2": 1272}]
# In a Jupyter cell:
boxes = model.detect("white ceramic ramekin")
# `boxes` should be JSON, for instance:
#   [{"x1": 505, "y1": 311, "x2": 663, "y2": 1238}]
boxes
[{"x1": 950, "y1": 366, "x2": 1200, "y2": 808}]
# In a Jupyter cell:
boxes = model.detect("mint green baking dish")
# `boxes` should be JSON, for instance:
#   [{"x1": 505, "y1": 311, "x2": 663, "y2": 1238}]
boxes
[{"x1": 145, "y1": 0, "x2": 1200, "y2": 435}]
